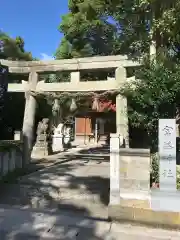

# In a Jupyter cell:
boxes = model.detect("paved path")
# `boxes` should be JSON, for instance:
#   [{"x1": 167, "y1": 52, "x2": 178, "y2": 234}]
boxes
[
  {"x1": 1, "y1": 145, "x2": 180, "y2": 239},
  {"x1": 0, "y1": 206, "x2": 180, "y2": 239},
  {"x1": 0, "y1": 145, "x2": 110, "y2": 218}
]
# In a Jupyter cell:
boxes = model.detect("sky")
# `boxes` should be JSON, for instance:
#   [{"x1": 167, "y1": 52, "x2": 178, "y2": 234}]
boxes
[{"x1": 0, "y1": 0, "x2": 68, "y2": 59}]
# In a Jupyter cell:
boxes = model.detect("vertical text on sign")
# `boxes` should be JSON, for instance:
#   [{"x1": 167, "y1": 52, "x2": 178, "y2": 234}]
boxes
[{"x1": 159, "y1": 119, "x2": 176, "y2": 191}]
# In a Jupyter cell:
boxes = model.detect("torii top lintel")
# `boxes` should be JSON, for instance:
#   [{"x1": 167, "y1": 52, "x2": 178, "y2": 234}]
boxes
[{"x1": 0, "y1": 55, "x2": 140, "y2": 74}]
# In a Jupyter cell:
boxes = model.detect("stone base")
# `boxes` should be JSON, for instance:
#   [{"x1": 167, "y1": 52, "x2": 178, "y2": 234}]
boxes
[
  {"x1": 31, "y1": 146, "x2": 49, "y2": 158},
  {"x1": 108, "y1": 204, "x2": 180, "y2": 229},
  {"x1": 119, "y1": 196, "x2": 150, "y2": 208},
  {"x1": 52, "y1": 135, "x2": 63, "y2": 152},
  {"x1": 109, "y1": 191, "x2": 180, "y2": 229},
  {"x1": 32, "y1": 140, "x2": 50, "y2": 157}
]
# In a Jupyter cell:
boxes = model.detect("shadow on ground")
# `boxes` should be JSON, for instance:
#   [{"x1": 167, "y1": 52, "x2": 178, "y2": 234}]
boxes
[
  {"x1": 0, "y1": 207, "x2": 110, "y2": 239},
  {"x1": 0, "y1": 145, "x2": 110, "y2": 239}
]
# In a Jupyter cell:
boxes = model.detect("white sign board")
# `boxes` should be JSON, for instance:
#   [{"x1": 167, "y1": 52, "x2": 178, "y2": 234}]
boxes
[
  {"x1": 159, "y1": 119, "x2": 176, "y2": 191},
  {"x1": 110, "y1": 133, "x2": 120, "y2": 204}
]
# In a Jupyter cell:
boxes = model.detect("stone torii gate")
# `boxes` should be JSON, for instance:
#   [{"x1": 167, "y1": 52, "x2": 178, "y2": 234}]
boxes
[{"x1": 1, "y1": 55, "x2": 140, "y2": 164}]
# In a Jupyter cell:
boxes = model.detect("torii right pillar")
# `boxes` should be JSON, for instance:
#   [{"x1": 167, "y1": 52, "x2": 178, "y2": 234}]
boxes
[{"x1": 115, "y1": 67, "x2": 129, "y2": 148}]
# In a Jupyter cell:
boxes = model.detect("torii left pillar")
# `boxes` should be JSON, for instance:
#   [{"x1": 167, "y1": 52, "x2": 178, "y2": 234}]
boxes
[{"x1": 22, "y1": 71, "x2": 38, "y2": 166}]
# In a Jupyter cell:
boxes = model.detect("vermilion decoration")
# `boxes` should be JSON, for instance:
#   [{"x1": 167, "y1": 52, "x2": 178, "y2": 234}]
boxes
[{"x1": 98, "y1": 100, "x2": 116, "y2": 112}]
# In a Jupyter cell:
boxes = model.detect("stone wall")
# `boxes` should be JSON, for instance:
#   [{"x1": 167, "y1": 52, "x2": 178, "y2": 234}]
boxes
[
  {"x1": 119, "y1": 148, "x2": 150, "y2": 194},
  {"x1": 118, "y1": 148, "x2": 151, "y2": 209},
  {"x1": 0, "y1": 141, "x2": 23, "y2": 179}
]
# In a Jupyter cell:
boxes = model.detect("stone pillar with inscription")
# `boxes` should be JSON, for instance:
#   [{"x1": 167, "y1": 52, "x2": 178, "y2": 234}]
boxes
[
  {"x1": 109, "y1": 133, "x2": 120, "y2": 205},
  {"x1": 159, "y1": 119, "x2": 177, "y2": 191},
  {"x1": 151, "y1": 119, "x2": 179, "y2": 213}
]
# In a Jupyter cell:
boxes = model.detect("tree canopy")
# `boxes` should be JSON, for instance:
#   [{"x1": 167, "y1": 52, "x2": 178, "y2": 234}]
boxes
[
  {"x1": 55, "y1": 0, "x2": 180, "y2": 59},
  {"x1": 55, "y1": 0, "x2": 118, "y2": 59},
  {"x1": 0, "y1": 31, "x2": 33, "y2": 60}
]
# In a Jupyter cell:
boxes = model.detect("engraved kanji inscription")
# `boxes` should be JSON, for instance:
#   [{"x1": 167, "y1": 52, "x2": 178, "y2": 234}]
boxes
[
  {"x1": 163, "y1": 141, "x2": 174, "y2": 149},
  {"x1": 162, "y1": 169, "x2": 174, "y2": 178},
  {"x1": 165, "y1": 154, "x2": 173, "y2": 163},
  {"x1": 162, "y1": 126, "x2": 173, "y2": 136}
]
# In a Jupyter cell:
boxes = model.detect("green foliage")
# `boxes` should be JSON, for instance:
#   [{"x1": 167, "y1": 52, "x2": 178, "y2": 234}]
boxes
[
  {"x1": 0, "y1": 31, "x2": 33, "y2": 60},
  {"x1": 111, "y1": 0, "x2": 180, "y2": 57},
  {"x1": 151, "y1": 153, "x2": 159, "y2": 184},
  {"x1": 55, "y1": 0, "x2": 180, "y2": 59},
  {"x1": 177, "y1": 165, "x2": 180, "y2": 189},
  {"x1": 55, "y1": 37, "x2": 72, "y2": 59},
  {"x1": 120, "y1": 59, "x2": 180, "y2": 150},
  {"x1": 55, "y1": 0, "x2": 118, "y2": 59},
  {"x1": 151, "y1": 154, "x2": 180, "y2": 188}
]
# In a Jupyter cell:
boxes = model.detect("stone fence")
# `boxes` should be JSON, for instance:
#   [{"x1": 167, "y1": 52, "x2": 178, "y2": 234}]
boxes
[{"x1": 0, "y1": 141, "x2": 23, "y2": 180}]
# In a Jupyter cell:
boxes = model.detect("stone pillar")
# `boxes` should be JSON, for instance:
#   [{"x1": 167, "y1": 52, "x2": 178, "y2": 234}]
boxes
[
  {"x1": 109, "y1": 133, "x2": 120, "y2": 205},
  {"x1": 115, "y1": 67, "x2": 129, "y2": 147},
  {"x1": 159, "y1": 119, "x2": 176, "y2": 192},
  {"x1": 22, "y1": 71, "x2": 38, "y2": 165}
]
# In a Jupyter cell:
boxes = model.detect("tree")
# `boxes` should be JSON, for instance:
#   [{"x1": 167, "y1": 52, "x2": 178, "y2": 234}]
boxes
[
  {"x1": 120, "y1": 58, "x2": 180, "y2": 150},
  {"x1": 15, "y1": 36, "x2": 25, "y2": 52},
  {"x1": 55, "y1": 37, "x2": 72, "y2": 59},
  {"x1": 54, "y1": 0, "x2": 120, "y2": 83},
  {"x1": 111, "y1": 0, "x2": 180, "y2": 59},
  {"x1": 57, "y1": 0, "x2": 180, "y2": 59},
  {"x1": 55, "y1": 0, "x2": 118, "y2": 59},
  {"x1": 0, "y1": 31, "x2": 34, "y2": 139},
  {"x1": 0, "y1": 31, "x2": 33, "y2": 60}
]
